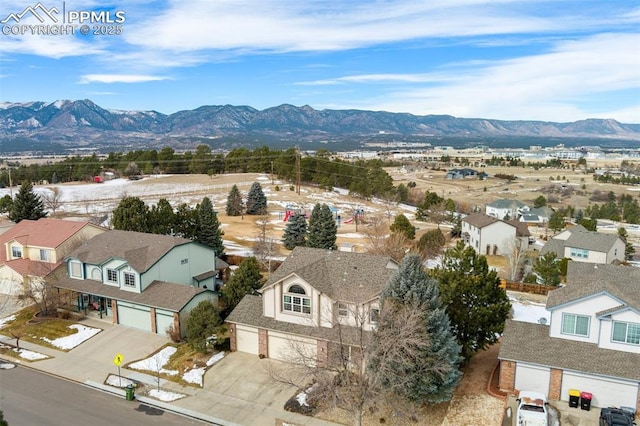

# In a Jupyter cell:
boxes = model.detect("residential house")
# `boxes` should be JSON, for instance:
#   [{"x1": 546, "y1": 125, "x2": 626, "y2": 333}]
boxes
[
  {"x1": 52, "y1": 230, "x2": 228, "y2": 337},
  {"x1": 540, "y1": 225, "x2": 625, "y2": 264},
  {"x1": 499, "y1": 263, "x2": 640, "y2": 412},
  {"x1": 0, "y1": 218, "x2": 106, "y2": 295},
  {"x1": 462, "y1": 213, "x2": 530, "y2": 256},
  {"x1": 486, "y1": 199, "x2": 528, "y2": 220},
  {"x1": 519, "y1": 206, "x2": 554, "y2": 224},
  {"x1": 226, "y1": 247, "x2": 398, "y2": 366},
  {"x1": 445, "y1": 168, "x2": 479, "y2": 179}
]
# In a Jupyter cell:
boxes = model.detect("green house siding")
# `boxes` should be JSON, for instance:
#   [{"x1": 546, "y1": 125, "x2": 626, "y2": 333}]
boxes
[
  {"x1": 179, "y1": 292, "x2": 218, "y2": 336},
  {"x1": 141, "y1": 243, "x2": 216, "y2": 291}
]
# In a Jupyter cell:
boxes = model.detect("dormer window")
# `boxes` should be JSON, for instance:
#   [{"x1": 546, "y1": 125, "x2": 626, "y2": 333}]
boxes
[
  {"x1": 283, "y1": 284, "x2": 311, "y2": 314},
  {"x1": 11, "y1": 246, "x2": 22, "y2": 259}
]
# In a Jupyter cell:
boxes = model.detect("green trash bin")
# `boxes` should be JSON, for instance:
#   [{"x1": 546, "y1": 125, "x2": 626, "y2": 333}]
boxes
[{"x1": 125, "y1": 384, "x2": 135, "y2": 401}]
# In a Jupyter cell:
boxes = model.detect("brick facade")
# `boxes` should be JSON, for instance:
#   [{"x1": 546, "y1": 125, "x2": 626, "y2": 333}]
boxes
[
  {"x1": 229, "y1": 323, "x2": 237, "y2": 351},
  {"x1": 112, "y1": 300, "x2": 118, "y2": 325},
  {"x1": 316, "y1": 340, "x2": 328, "y2": 368},
  {"x1": 172, "y1": 313, "x2": 180, "y2": 337},
  {"x1": 548, "y1": 368, "x2": 562, "y2": 400},
  {"x1": 637, "y1": 388, "x2": 640, "y2": 417},
  {"x1": 150, "y1": 307, "x2": 157, "y2": 333},
  {"x1": 258, "y1": 329, "x2": 268, "y2": 358},
  {"x1": 499, "y1": 360, "x2": 515, "y2": 392}
]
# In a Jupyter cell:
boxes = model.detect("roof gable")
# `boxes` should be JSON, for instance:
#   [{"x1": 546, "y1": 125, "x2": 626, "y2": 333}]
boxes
[
  {"x1": 262, "y1": 247, "x2": 398, "y2": 303},
  {"x1": 486, "y1": 199, "x2": 526, "y2": 209}
]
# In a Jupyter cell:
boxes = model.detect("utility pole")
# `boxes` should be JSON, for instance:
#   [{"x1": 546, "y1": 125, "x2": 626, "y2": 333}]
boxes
[
  {"x1": 271, "y1": 161, "x2": 274, "y2": 185},
  {"x1": 295, "y1": 146, "x2": 301, "y2": 195}
]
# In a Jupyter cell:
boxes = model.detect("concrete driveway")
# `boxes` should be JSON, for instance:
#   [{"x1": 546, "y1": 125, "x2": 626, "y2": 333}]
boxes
[{"x1": 170, "y1": 351, "x2": 336, "y2": 426}]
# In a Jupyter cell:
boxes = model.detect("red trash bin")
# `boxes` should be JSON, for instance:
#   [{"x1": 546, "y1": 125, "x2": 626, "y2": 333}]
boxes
[{"x1": 580, "y1": 392, "x2": 592, "y2": 411}]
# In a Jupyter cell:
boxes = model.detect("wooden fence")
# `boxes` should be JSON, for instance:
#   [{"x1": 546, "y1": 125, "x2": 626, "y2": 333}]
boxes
[{"x1": 499, "y1": 279, "x2": 554, "y2": 295}]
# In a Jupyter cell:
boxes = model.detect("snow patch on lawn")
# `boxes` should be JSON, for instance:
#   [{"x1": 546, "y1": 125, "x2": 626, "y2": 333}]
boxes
[
  {"x1": 206, "y1": 351, "x2": 225, "y2": 367},
  {"x1": 128, "y1": 346, "x2": 179, "y2": 375},
  {"x1": 0, "y1": 362, "x2": 16, "y2": 369},
  {"x1": 0, "y1": 315, "x2": 16, "y2": 328},
  {"x1": 509, "y1": 296, "x2": 550, "y2": 325},
  {"x1": 106, "y1": 374, "x2": 136, "y2": 388},
  {"x1": 41, "y1": 324, "x2": 101, "y2": 350},
  {"x1": 149, "y1": 389, "x2": 185, "y2": 402}
]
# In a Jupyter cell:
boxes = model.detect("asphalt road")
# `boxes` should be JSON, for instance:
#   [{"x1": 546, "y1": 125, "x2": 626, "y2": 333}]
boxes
[{"x1": 0, "y1": 362, "x2": 205, "y2": 425}]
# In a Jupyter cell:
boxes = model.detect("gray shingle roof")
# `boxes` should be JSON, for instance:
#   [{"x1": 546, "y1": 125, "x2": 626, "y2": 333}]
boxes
[
  {"x1": 499, "y1": 320, "x2": 640, "y2": 381},
  {"x1": 539, "y1": 239, "x2": 564, "y2": 257},
  {"x1": 547, "y1": 263, "x2": 640, "y2": 312},
  {"x1": 487, "y1": 199, "x2": 526, "y2": 209},
  {"x1": 261, "y1": 247, "x2": 398, "y2": 303},
  {"x1": 462, "y1": 213, "x2": 501, "y2": 228},
  {"x1": 67, "y1": 230, "x2": 192, "y2": 273},
  {"x1": 506, "y1": 220, "x2": 531, "y2": 237},
  {"x1": 53, "y1": 274, "x2": 212, "y2": 312},
  {"x1": 226, "y1": 295, "x2": 372, "y2": 347},
  {"x1": 541, "y1": 226, "x2": 622, "y2": 255}
]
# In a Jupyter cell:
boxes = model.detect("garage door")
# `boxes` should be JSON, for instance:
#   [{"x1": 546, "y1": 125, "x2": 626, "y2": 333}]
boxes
[
  {"x1": 155, "y1": 309, "x2": 174, "y2": 336},
  {"x1": 561, "y1": 371, "x2": 639, "y2": 409},
  {"x1": 235, "y1": 325, "x2": 259, "y2": 355},
  {"x1": 117, "y1": 302, "x2": 151, "y2": 332},
  {"x1": 268, "y1": 331, "x2": 316, "y2": 364},
  {"x1": 515, "y1": 363, "x2": 550, "y2": 396}
]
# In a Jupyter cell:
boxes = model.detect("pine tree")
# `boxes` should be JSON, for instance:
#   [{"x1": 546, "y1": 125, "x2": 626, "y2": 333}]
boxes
[
  {"x1": 618, "y1": 227, "x2": 636, "y2": 261},
  {"x1": 368, "y1": 255, "x2": 462, "y2": 403},
  {"x1": 306, "y1": 203, "x2": 337, "y2": 250},
  {"x1": 282, "y1": 213, "x2": 307, "y2": 250},
  {"x1": 533, "y1": 252, "x2": 561, "y2": 286},
  {"x1": 389, "y1": 213, "x2": 416, "y2": 240},
  {"x1": 148, "y1": 198, "x2": 175, "y2": 235},
  {"x1": 222, "y1": 257, "x2": 265, "y2": 312},
  {"x1": 245, "y1": 182, "x2": 267, "y2": 215},
  {"x1": 196, "y1": 197, "x2": 225, "y2": 256},
  {"x1": 226, "y1": 184, "x2": 244, "y2": 216},
  {"x1": 174, "y1": 203, "x2": 198, "y2": 239},
  {"x1": 548, "y1": 210, "x2": 565, "y2": 232},
  {"x1": 432, "y1": 241, "x2": 511, "y2": 362},
  {"x1": 8, "y1": 181, "x2": 47, "y2": 223},
  {"x1": 111, "y1": 196, "x2": 149, "y2": 232},
  {"x1": 186, "y1": 300, "x2": 222, "y2": 353}
]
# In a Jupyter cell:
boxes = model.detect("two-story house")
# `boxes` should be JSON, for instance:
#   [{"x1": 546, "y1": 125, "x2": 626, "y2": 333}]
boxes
[
  {"x1": 462, "y1": 213, "x2": 530, "y2": 256},
  {"x1": 0, "y1": 218, "x2": 105, "y2": 295},
  {"x1": 226, "y1": 247, "x2": 398, "y2": 367},
  {"x1": 499, "y1": 262, "x2": 640, "y2": 412},
  {"x1": 486, "y1": 199, "x2": 528, "y2": 220},
  {"x1": 540, "y1": 225, "x2": 625, "y2": 264},
  {"x1": 52, "y1": 230, "x2": 227, "y2": 337}
]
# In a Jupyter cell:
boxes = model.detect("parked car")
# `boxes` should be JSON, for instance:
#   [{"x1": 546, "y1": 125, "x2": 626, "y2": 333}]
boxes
[
  {"x1": 517, "y1": 391, "x2": 548, "y2": 426},
  {"x1": 599, "y1": 407, "x2": 636, "y2": 426}
]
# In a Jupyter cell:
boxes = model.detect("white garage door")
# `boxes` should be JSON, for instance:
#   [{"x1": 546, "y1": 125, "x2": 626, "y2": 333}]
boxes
[
  {"x1": 561, "y1": 371, "x2": 639, "y2": 409},
  {"x1": 268, "y1": 331, "x2": 316, "y2": 364},
  {"x1": 155, "y1": 309, "x2": 174, "y2": 336},
  {"x1": 515, "y1": 363, "x2": 550, "y2": 396},
  {"x1": 117, "y1": 302, "x2": 151, "y2": 332},
  {"x1": 235, "y1": 325, "x2": 259, "y2": 355}
]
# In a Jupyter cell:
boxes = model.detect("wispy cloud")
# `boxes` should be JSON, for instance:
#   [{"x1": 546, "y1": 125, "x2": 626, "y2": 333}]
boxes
[{"x1": 79, "y1": 74, "x2": 170, "y2": 84}]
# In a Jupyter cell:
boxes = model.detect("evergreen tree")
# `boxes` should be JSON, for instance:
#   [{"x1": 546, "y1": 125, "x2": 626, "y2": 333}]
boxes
[
  {"x1": 533, "y1": 252, "x2": 561, "y2": 287},
  {"x1": 578, "y1": 217, "x2": 597, "y2": 231},
  {"x1": 148, "y1": 198, "x2": 175, "y2": 235},
  {"x1": 618, "y1": 227, "x2": 635, "y2": 261},
  {"x1": 8, "y1": 181, "x2": 47, "y2": 223},
  {"x1": 111, "y1": 196, "x2": 149, "y2": 232},
  {"x1": 389, "y1": 213, "x2": 416, "y2": 240},
  {"x1": 186, "y1": 300, "x2": 222, "y2": 352},
  {"x1": 368, "y1": 254, "x2": 462, "y2": 403},
  {"x1": 0, "y1": 194, "x2": 13, "y2": 214},
  {"x1": 226, "y1": 184, "x2": 244, "y2": 216},
  {"x1": 0, "y1": 409, "x2": 7, "y2": 426},
  {"x1": 432, "y1": 241, "x2": 511, "y2": 362},
  {"x1": 282, "y1": 213, "x2": 307, "y2": 250},
  {"x1": 548, "y1": 211, "x2": 565, "y2": 232},
  {"x1": 196, "y1": 197, "x2": 225, "y2": 257},
  {"x1": 306, "y1": 203, "x2": 337, "y2": 250},
  {"x1": 417, "y1": 228, "x2": 447, "y2": 257},
  {"x1": 245, "y1": 182, "x2": 267, "y2": 215},
  {"x1": 221, "y1": 257, "x2": 264, "y2": 312},
  {"x1": 174, "y1": 203, "x2": 198, "y2": 239}
]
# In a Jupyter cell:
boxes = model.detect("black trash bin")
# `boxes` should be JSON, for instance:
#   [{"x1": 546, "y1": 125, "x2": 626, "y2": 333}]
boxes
[
  {"x1": 568, "y1": 389, "x2": 580, "y2": 408},
  {"x1": 125, "y1": 384, "x2": 135, "y2": 401},
  {"x1": 580, "y1": 391, "x2": 592, "y2": 411}
]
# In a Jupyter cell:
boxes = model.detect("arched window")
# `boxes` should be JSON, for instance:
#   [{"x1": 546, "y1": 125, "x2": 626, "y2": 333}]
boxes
[{"x1": 283, "y1": 284, "x2": 311, "y2": 314}]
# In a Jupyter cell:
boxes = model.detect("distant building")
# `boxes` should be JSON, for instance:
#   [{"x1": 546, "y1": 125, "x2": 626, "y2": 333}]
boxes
[
  {"x1": 486, "y1": 199, "x2": 528, "y2": 220},
  {"x1": 445, "y1": 168, "x2": 478, "y2": 180},
  {"x1": 540, "y1": 225, "x2": 625, "y2": 264},
  {"x1": 462, "y1": 213, "x2": 530, "y2": 256}
]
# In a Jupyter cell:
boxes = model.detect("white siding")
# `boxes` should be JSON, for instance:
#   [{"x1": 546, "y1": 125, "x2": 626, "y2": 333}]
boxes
[
  {"x1": 549, "y1": 294, "x2": 619, "y2": 343},
  {"x1": 599, "y1": 310, "x2": 640, "y2": 353},
  {"x1": 560, "y1": 371, "x2": 639, "y2": 409},
  {"x1": 515, "y1": 363, "x2": 550, "y2": 396},
  {"x1": 117, "y1": 302, "x2": 151, "y2": 332},
  {"x1": 268, "y1": 331, "x2": 316, "y2": 364},
  {"x1": 235, "y1": 325, "x2": 259, "y2": 355}
]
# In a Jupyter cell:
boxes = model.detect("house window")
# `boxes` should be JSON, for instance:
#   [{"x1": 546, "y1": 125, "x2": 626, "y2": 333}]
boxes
[
  {"x1": 181, "y1": 258, "x2": 188, "y2": 265},
  {"x1": 612, "y1": 321, "x2": 640, "y2": 345},
  {"x1": 370, "y1": 308, "x2": 380, "y2": 324},
  {"x1": 338, "y1": 303, "x2": 348, "y2": 318},
  {"x1": 106, "y1": 269, "x2": 118, "y2": 283},
  {"x1": 569, "y1": 248, "x2": 589, "y2": 259},
  {"x1": 39, "y1": 249, "x2": 50, "y2": 261},
  {"x1": 123, "y1": 272, "x2": 136, "y2": 288},
  {"x1": 283, "y1": 285, "x2": 311, "y2": 314},
  {"x1": 561, "y1": 313, "x2": 590, "y2": 337},
  {"x1": 11, "y1": 246, "x2": 22, "y2": 259},
  {"x1": 69, "y1": 262, "x2": 82, "y2": 278}
]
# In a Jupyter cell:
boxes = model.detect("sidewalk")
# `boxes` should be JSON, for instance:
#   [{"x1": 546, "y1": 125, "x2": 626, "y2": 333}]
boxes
[{"x1": 0, "y1": 318, "x2": 337, "y2": 426}]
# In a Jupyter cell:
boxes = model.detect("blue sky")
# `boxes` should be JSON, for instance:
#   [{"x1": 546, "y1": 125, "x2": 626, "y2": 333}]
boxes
[{"x1": 0, "y1": 0, "x2": 638, "y2": 123}]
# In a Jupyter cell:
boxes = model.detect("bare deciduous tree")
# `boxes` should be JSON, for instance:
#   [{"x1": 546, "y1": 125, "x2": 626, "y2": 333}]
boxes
[
  {"x1": 41, "y1": 187, "x2": 63, "y2": 215},
  {"x1": 362, "y1": 216, "x2": 408, "y2": 262},
  {"x1": 506, "y1": 238, "x2": 528, "y2": 281},
  {"x1": 253, "y1": 213, "x2": 277, "y2": 274}
]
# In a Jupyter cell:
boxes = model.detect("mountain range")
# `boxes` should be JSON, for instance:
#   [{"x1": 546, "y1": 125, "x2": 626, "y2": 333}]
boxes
[{"x1": 1, "y1": 99, "x2": 639, "y2": 153}]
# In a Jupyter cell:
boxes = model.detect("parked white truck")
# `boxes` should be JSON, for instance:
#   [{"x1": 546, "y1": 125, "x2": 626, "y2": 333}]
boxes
[{"x1": 517, "y1": 391, "x2": 549, "y2": 426}]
